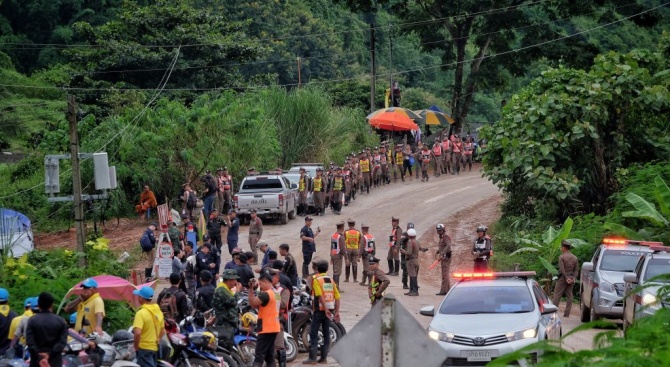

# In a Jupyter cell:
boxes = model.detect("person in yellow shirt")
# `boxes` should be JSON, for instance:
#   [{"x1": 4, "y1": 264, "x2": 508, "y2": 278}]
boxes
[
  {"x1": 63, "y1": 278, "x2": 105, "y2": 335},
  {"x1": 6, "y1": 297, "x2": 36, "y2": 358},
  {"x1": 302, "y1": 260, "x2": 340, "y2": 364},
  {"x1": 132, "y1": 286, "x2": 164, "y2": 367}
]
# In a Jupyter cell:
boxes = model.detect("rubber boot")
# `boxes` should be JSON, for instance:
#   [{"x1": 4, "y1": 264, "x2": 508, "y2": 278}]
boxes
[
  {"x1": 402, "y1": 264, "x2": 409, "y2": 289},
  {"x1": 359, "y1": 272, "x2": 368, "y2": 286},
  {"x1": 353, "y1": 265, "x2": 358, "y2": 283},
  {"x1": 392, "y1": 260, "x2": 400, "y2": 276},
  {"x1": 345, "y1": 266, "x2": 350, "y2": 282},
  {"x1": 386, "y1": 260, "x2": 394, "y2": 275},
  {"x1": 407, "y1": 277, "x2": 419, "y2": 296},
  {"x1": 277, "y1": 349, "x2": 287, "y2": 367}
]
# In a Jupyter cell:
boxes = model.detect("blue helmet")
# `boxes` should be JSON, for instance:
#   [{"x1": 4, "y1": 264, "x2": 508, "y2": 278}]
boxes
[
  {"x1": 69, "y1": 312, "x2": 78, "y2": 324},
  {"x1": 0, "y1": 288, "x2": 8, "y2": 302}
]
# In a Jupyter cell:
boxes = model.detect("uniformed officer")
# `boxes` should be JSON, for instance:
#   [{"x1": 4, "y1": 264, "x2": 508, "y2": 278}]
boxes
[
  {"x1": 386, "y1": 217, "x2": 402, "y2": 276},
  {"x1": 393, "y1": 144, "x2": 404, "y2": 182},
  {"x1": 452, "y1": 134, "x2": 463, "y2": 174},
  {"x1": 401, "y1": 229, "x2": 420, "y2": 296},
  {"x1": 248, "y1": 209, "x2": 264, "y2": 258},
  {"x1": 343, "y1": 219, "x2": 361, "y2": 283},
  {"x1": 312, "y1": 168, "x2": 325, "y2": 216},
  {"x1": 399, "y1": 222, "x2": 414, "y2": 289},
  {"x1": 441, "y1": 137, "x2": 452, "y2": 174},
  {"x1": 420, "y1": 144, "x2": 432, "y2": 182},
  {"x1": 297, "y1": 167, "x2": 310, "y2": 216},
  {"x1": 435, "y1": 224, "x2": 452, "y2": 296},
  {"x1": 432, "y1": 140, "x2": 443, "y2": 177},
  {"x1": 367, "y1": 257, "x2": 390, "y2": 307},
  {"x1": 552, "y1": 240, "x2": 579, "y2": 317},
  {"x1": 331, "y1": 168, "x2": 344, "y2": 215},
  {"x1": 473, "y1": 226, "x2": 492, "y2": 272},
  {"x1": 359, "y1": 152, "x2": 372, "y2": 194},
  {"x1": 330, "y1": 222, "x2": 346, "y2": 292},
  {"x1": 359, "y1": 223, "x2": 376, "y2": 286}
]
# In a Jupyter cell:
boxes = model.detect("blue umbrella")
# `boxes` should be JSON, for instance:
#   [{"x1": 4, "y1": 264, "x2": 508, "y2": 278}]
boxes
[{"x1": 428, "y1": 105, "x2": 444, "y2": 113}]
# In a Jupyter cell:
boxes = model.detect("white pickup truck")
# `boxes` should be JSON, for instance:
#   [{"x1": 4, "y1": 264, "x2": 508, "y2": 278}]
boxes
[{"x1": 233, "y1": 174, "x2": 297, "y2": 224}]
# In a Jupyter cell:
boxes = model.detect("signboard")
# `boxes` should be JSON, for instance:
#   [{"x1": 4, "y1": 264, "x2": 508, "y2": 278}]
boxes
[{"x1": 152, "y1": 232, "x2": 173, "y2": 278}]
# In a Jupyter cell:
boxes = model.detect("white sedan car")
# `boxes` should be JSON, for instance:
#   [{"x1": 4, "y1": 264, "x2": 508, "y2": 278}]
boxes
[{"x1": 420, "y1": 272, "x2": 562, "y2": 366}]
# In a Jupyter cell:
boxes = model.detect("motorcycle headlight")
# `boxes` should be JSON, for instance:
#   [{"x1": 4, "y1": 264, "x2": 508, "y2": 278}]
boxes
[
  {"x1": 428, "y1": 328, "x2": 454, "y2": 343},
  {"x1": 600, "y1": 281, "x2": 616, "y2": 294},
  {"x1": 506, "y1": 327, "x2": 537, "y2": 342},
  {"x1": 642, "y1": 293, "x2": 659, "y2": 306}
]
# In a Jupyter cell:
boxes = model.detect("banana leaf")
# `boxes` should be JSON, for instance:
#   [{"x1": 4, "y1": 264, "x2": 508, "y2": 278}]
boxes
[
  {"x1": 654, "y1": 176, "x2": 670, "y2": 217},
  {"x1": 603, "y1": 222, "x2": 644, "y2": 240},
  {"x1": 622, "y1": 193, "x2": 669, "y2": 226},
  {"x1": 539, "y1": 256, "x2": 558, "y2": 276}
]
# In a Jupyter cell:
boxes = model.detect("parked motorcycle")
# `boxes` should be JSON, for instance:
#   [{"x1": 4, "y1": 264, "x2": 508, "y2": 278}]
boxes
[{"x1": 165, "y1": 321, "x2": 225, "y2": 367}]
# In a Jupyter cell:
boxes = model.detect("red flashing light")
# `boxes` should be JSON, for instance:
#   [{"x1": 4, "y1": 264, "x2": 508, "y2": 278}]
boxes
[
  {"x1": 603, "y1": 238, "x2": 627, "y2": 245},
  {"x1": 602, "y1": 237, "x2": 663, "y2": 247},
  {"x1": 452, "y1": 271, "x2": 536, "y2": 279}
]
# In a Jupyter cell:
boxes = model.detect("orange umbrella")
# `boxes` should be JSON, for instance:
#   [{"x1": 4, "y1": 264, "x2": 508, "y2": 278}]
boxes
[{"x1": 368, "y1": 111, "x2": 419, "y2": 131}]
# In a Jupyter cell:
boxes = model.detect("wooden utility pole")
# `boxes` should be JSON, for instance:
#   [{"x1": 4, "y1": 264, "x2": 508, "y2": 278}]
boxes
[
  {"x1": 389, "y1": 25, "x2": 393, "y2": 107},
  {"x1": 68, "y1": 95, "x2": 86, "y2": 265},
  {"x1": 370, "y1": 23, "x2": 376, "y2": 113},
  {"x1": 297, "y1": 56, "x2": 302, "y2": 88}
]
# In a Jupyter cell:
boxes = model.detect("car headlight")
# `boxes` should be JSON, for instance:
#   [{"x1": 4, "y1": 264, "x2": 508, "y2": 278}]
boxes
[
  {"x1": 428, "y1": 328, "x2": 454, "y2": 343},
  {"x1": 642, "y1": 293, "x2": 659, "y2": 306},
  {"x1": 505, "y1": 327, "x2": 537, "y2": 342},
  {"x1": 600, "y1": 281, "x2": 616, "y2": 294}
]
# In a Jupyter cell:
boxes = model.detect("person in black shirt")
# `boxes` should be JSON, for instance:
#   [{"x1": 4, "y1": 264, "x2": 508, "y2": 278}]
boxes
[
  {"x1": 195, "y1": 244, "x2": 216, "y2": 285},
  {"x1": 272, "y1": 260, "x2": 294, "y2": 309},
  {"x1": 235, "y1": 253, "x2": 255, "y2": 288},
  {"x1": 300, "y1": 216, "x2": 321, "y2": 278},
  {"x1": 157, "y1": 273, "x2": 190, "y2": 323},
  {"x1": 195, "y1": 270, "x2": 216, "y2": 313},
  {"x1": 279, "y1": 243, "x2": 298, "y2": 287},
  {"x1": 26, "y1": 292, "x2": 68, "y2": 367},
  {"x1": 206, "y1": 209, "x2": 225, "y2": 252},
  {"x1": 202, "y1": 172, "x2": 218, "y2": 219}
]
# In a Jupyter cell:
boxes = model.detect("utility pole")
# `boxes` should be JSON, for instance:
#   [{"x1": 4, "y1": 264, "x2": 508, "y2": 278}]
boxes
[
  {"x1": 68, "y1": 95, "x2": 86, "y2": 266},
  {"x1": 370, "y1": 23, "x2": 376, "y2": 113},
  {"x1": 388, "y1": 25, "x2": 393, "y2": 107},
  {"x1": 297, "y1": 56, "x2": 302, "y2": 88}
]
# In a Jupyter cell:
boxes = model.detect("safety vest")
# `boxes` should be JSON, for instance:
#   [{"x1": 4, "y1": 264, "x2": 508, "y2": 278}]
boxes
[
  {"x1": 380, "y1": 153, "x2": 387, "y2": 164},
  {"x1": 333, "y1": 177, "x2": 343, "y2": 191},
  {"x1": 313, "y1": 177, "x2": 322, "y2": 192},
  {"x1": 389, "y1": 228, "x2": 398, "y2": 247},
  {"x1": 272, "y1": 286, "x2": 287, "y2": 317},
  {"x1": 432, "y1": 145, "x2": 442, "y2": 156},
  {"x1": 421, "y1": 150, "x2": 431, "y2": 163},
  {"x1": 453, "y1": 142, "x2": 462, "y2": 154},
  {"x1": 315, "y1": 275, "x2": 336, "y2": 311},
  {"x1": 441, "y1": 140, "x2": 450, "y2": 153},
  {"x1": 373, "y1": 154, "x2": 381, "y2": 165},
  {"x1": 218, "y1": 175, "x2": 232, "y2": 191},
  {"x1": 360, "y1": 159, "x2": 370, "y2": 173},
  {"x1": 299, "y1": 176, "x2": 307, "y2": 192},
  {"x1": 363, "y1": 233, "x2": 375, "y2": 253},
  {"x1": 395, "y1": 151, "x2": 403, "y2": 165},
  {"x1": 464, "y1": 142, "x2": 473, "y2": 155},
  {"x1": 257, "y1": 290, "x2": 281, "y2": 334},
  {"x1": 345, "y1": 229, "x2": 361, "y2": 250},
  {"x1": 331, "y1": 233, "x2": 342, "y2": 255},
  {"x1": 386, "y1": 150, "x2": 392, "y2": 163}
]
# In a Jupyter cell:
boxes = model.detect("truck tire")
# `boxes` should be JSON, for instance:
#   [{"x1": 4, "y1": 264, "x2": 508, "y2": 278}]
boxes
[
  {"x1": 590, "y1": 298, "x2": 600, "y2": 323},
  {"x1": 580, "y1": 290, "x2": 591, "y2": 322},
  {"x1": 288, "y1": 209, "x2": 296, "y2": 220},
  {"x1": 280, "y1": 212, "x2": 288, "y2": 224}
]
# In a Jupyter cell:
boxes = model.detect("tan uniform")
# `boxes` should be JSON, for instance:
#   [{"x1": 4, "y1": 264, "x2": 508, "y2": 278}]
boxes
[
  {"x1": 369, "y1": 268, "x2": 390, "y2": 306},
  {"x1": 437, "y1": 234, "x2": 453, "y2": 294},
  {"x1": 312, "y1": 176, "x2": 324, "y2": 215},
  {"x1": 344, "y1": 229, "x2": 361, "y2": 266},
  {"x1": 552, "y1": 251, "x2": 579, "y2": 317},
  {"x1": 248, "y1": 216, "x2": 263, "y2": 256},
  {"x1": 359, "y1": 234, "x2": 376, "y2": 275},
  {"x1": 386, "y1": 226, "x2": 401, "y2": 261},
  {"x1": 330, "y1": 232, "x2": 345, "y2": 277},
  {"x1": 405, "y1": 239, "x2": 420, "y2": 277}
]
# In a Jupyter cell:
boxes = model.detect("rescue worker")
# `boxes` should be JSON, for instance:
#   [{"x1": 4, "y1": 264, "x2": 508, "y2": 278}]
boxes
[
  {"x1": 400, "y1": 229, "x2": 420, "y2": 296},
  {"x1": 342, "y1": 163, "x2": 352, "y2": 207},
  {"x1": 269, "y1": 267, "x2": 290, "y2": 367},
  {"x1": 132, "y1": 287, "x2": 165, "y2": 367},
  {"x1": 552, "y1": 241, "x2": 579, "y2": 317},
  {"x1": 371, "y1": 147, "x2": 382, "y2": 187},
  {"x1": 297, "y1": 167, "x2": 310, "y2": 216},
  {"x1": 216, "y1": 167, "x2": 233, "y2": 214},
  {"x1": 432, "y1": 140, "x2": 443, "y2": 177},
  {"x1": 350, "y1": 156, "x2": 359, "y2": 201},
  {"x1": 312, "y1": 168, "x2": 325, "y2": 216},
  {"x1": 359, "y1": 152, "x2": 371, "y2": 194},
  {"x1": 420, "y1": 144, "x2": 432, "y2": 182},
  {"x1": 358, "y1": 224, "x2": 376, "y2": 286},
  {"x1": 6, "y1": 297, "x2": 35, "y2": 358},
  {"x1": 463, "y1": 136, "x2": 474, "y2": 171},
  {"x1": 452, "y1": 134, "x2": 463, "y2": 174},
  {"x1": 330, "y1": 222, "x2": 346, "y2": 291},
  {"x1": 436, "y1": 224, "x2": 453, "y2": 296},
  {"x1": 343, "y1": 219, "x2": 361, "y2": 283},
  {"x1": 331, "y1": 168, "x2": 344, "y2": 215},
  {"x1": 302, "y1": 260, "x2": 340, "y2": 365},
  {"x1": 0, "y1": 288, "x2": 17, "y2": 356},
  {"x1": 379, "y1": 144, "x2": 389, "y2": 185},
  {"x1": 248, "y1": 273, "x2": 281, "y2": 367},
  {"x1": 367, "y1": 257, "x2": 390, "y2": 307},
  {"x1": 386, "y1": 217, "x2": 402, "y2": 276},
  {"x1": 473, "y1": 226, "x2": 492, "y2": 272},
  {"x1": 441, "y1": 136, "x2": 452, "y2": 174},
  {"x1": 248, "y1": 208, "x2": 264, "y2": 258},
  {"x1": 399, "y1": 222, "x2": 414, "y2": 289},
  {"x1": 63, "y1": 278, "x2": 105, "y2": 335},
  {"x1": 394, "y1": 144, "x2": 404, "y2": 182}
]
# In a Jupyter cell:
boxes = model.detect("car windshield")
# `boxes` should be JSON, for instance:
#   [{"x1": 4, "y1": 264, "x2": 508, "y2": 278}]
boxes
[
  {"x1": 644, "y1": 259, "x2": 670, "y2": 283},
  {"x1": 439, "y1": 285, "x2": 535, "y2": 314},
  {"x1": 600, "y1": 250, "x2": 645, "y2": 272},
  {"x1": 241, "y1": 178, "x2": 282, "y2": 190}
]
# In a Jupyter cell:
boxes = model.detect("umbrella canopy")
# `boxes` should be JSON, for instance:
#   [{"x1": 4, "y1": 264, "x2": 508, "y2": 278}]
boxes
[
  {"x1": 369, "y1": 113, "x2": 419, "y2": 131},
  {"x1": 58, "y1": 275, "x2": 158, "y2": 311},
  {"x1": 414, "y1": 110, "x2": 455, "y2": 125},
  {"x1": 428, "y1": 105, "x2": 444, "y2": 113},
  {"x1": 366, "y1": 107, "x2": 421, "y2": 121}
]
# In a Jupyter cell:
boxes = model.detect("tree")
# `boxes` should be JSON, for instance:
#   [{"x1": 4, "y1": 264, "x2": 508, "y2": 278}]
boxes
[{"x1": 481, "y1": 49, "x2": 670, "y2": 219}]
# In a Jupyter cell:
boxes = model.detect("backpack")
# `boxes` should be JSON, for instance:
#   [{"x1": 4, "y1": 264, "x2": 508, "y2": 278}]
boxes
[
  {"x1": 159, "y1": 288, "x2": 179, "y2": 320},
  {"x1": 186, "y1": 191, "x2": 197, "y2": 209},
  {"x1": 140, "y1": 232, "x2": 154, "y2": 252}
]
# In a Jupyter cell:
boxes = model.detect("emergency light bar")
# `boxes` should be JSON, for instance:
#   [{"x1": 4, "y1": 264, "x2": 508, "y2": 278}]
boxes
[
  {"x1": 602, "y1": 237, "x2": 663, "y2": 247},
  {"x1": 452, "y1": 271, "x2": 536, "y2": 280},
  {"x1": 650, "y1": 245, "x2": 670, "y2": 253}
]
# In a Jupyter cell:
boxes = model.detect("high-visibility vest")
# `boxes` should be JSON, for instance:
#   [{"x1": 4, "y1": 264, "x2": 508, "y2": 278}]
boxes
[
  {"x1": 360, "y1": 159, "x2": 370, "y2": 173},
  {"x1": 257, "y1": 289, "x2": 281, "y2": 334},
  {"x1": 315, "y1": 275, "x2": 336, "y2": 311},
  {"x1": 421, "y1": 150, "x2": 431, "y2": 163},
  {"x1": 395, "y1": 152, "x2": 403, "y2": 165},
  {"x1": 333, "y1": 177, "x2": 343, "y2": 191},
  {"x1": 453, "y1": 142, "x2": 462, "y2": 154},
  {"x1": 221, "y1": 175, "x2": 232, "y2": 190},
  {"x1": 464, "y1": 142, "x2": 473, "y2": 155},
  {"x1": 363, "y1": 233, "x2": 375, "y2": 253},
  {"x1": 432, "y1": 145, "x2": 442, "y2": 156},
  {"x1": 441, "y1": 140, "x2": 450, "y2": 153},
  {"x1": 345, "y1": 229, "x2": 361, "y2": 250},
  {"x1": 389, "y1": 228, "x2": 398, "y2": 247},
  {"x1": 299, "y1": 176, "x2": 307, "y2": 192},
  {"x1": 331, "y1": 233, "x2": 342, "y2": 255},
  {"x1": 386, "y1": 150, "x2": 392, "y2": 163},
  {"x1": 313, "y1": 177, "x2": 322, "y2": 192}
]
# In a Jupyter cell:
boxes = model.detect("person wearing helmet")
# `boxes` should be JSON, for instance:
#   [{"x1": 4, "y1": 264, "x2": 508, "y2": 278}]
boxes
[
  {"x1": 132, "y1": 286, "x2": 165, "y2": 367},
  {"x1": 400, "y1": 228, "x2": 420, "y2": 296},
  {"x1": 399, "y1": 222, "x2": 415, "y2": 289},
  {"x1": 473, "y1": 226, "x2": 492, "y2": 271},
  {"x1": 63, "y1": 278, "x2": 105, "y2": 335},
  {"x1": 436, "y1": 224, "x2": 453, "y2": 296}
]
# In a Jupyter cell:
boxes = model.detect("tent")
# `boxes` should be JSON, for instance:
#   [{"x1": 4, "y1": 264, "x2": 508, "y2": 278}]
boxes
[{"x1": 0, "y1": 208, "x2": 34, "y2": 258}]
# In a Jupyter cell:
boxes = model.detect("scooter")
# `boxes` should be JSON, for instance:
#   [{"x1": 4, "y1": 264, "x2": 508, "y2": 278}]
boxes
[
  {"x1": 171, "y1": 318, "x2": 235, "y2": 367},
  {"x1": 92, "y1": 331, "x2": 140, "y2": 367}
]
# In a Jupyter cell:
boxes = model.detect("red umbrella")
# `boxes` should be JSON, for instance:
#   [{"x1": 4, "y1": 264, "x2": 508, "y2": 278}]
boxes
[{"x1": 368, "y1": 112, "x2": 419, "y2": 131}]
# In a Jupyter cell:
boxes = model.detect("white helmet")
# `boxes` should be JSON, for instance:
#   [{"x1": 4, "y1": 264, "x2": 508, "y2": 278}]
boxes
[
  {"x1": 436, "y1": 224, "x2": 445, "y2": 231},
  {"x1": 407, "y1": 229, "x2": 417, "y2": 237}
]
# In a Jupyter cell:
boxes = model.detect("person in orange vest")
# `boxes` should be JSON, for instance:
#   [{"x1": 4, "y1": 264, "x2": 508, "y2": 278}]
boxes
[
  {"x1": 311, "y1": 168, "x2": 325, "y2": 216},
  {"x1": 358, "y1": 223, "x2": 376, "y2": 286},
  {"x1": 432, "y1": 140, "x2": 443, "y2": 177},
  {"x1": 343, "y1": 219, "x2": 361, "y2": 283},
  {"x1": 302, "y1": 260, "x2": 340, "y2": 365},
  {"x1": 248, "y1": 273, "x2": 281, "y2": 367},
  {"x1": 463, "y1": 136, "x2": 474, "y2": 172},
  {"x1": 420, "y1": 144, "x2": 432, "y2": 182},
  {"x1": 359, "y1": 152, "x2": 372, "y2": 194},
  {"x1": 451, "y1": 134, "x2": 463, "y2": 175},
  {"x1": 330, "y1": 222, "x2": 346, "y2": 291},
  {"x1": 441, "y1": 136, "x2": 452, "y2": 174},
  {"x1": 216, "y1": 167, "x2": 234, "y2": 215}
]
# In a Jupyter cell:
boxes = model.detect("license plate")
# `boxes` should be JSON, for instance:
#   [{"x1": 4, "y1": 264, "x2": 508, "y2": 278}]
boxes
[{"x1": 460, "y1": 350, "x2": 497, "y2": 362}]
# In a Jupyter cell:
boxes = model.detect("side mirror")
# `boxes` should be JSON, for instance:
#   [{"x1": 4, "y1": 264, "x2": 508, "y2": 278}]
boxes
[
  {"x1": 623, "y1": 272, "x2": 637, "y2": 284},
  {"x1": 541, "y1": 304, "x2": 558, "y2": 315},
  {"x1": 290, "y1": 183, "x2": 298, "y2": 190},
  {"x1": 419, "y1": 305, "x2": 435, "y2": 317},
  {"x1": 582, "y1": 262, "x2": 594, "y2": 272}
]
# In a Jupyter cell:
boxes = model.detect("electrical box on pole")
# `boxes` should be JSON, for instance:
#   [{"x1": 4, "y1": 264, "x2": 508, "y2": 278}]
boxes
[{"x1": 93, "y1": 153, "x2": 111, "y2": 190}]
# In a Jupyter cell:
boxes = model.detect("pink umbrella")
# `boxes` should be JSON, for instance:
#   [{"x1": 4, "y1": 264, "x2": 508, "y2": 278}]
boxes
[{"x1": 58, "y1": 275, "x2": 158, "y2": 311}]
